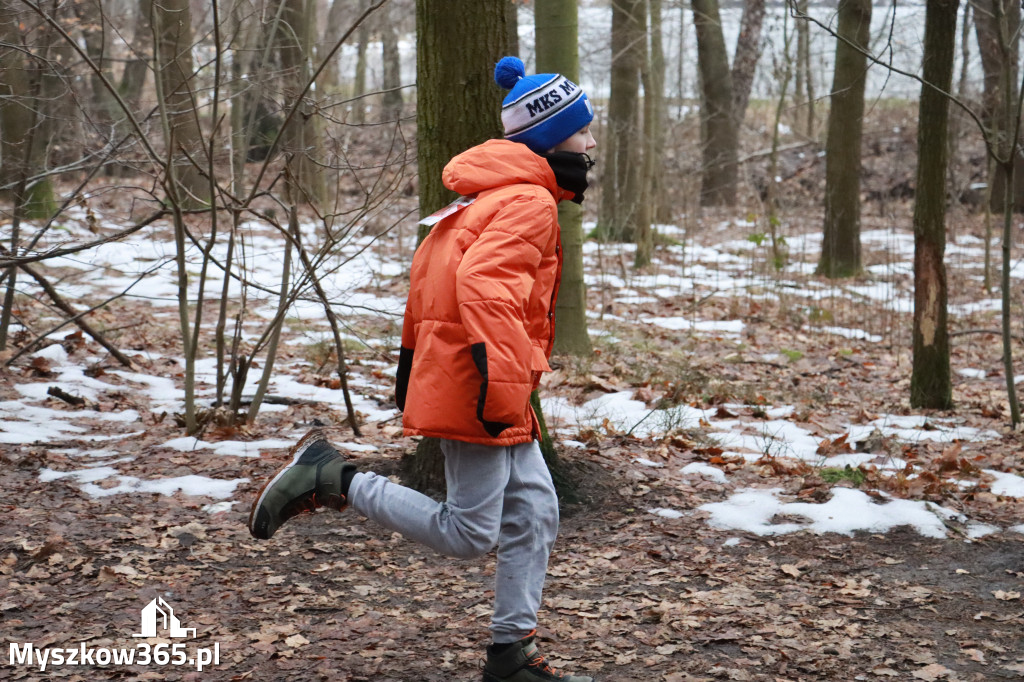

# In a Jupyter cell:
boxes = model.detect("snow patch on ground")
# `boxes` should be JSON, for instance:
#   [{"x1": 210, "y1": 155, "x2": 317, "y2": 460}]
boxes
[
  {"x1": 41, "y1": 466, "x2": 247, "y2": 500},
  {"x1": 697, "y1": 488, "x2": 960, "y2": 539},
  {"x1": 985, "y1": 470, "x2": 1024, "y2": 498},
  {"x1": 160, "y1": 437, "x2": 297, "y2": 458},
  {"x1": 681, "y1": 462, "x2": 727, "y2": 483}
]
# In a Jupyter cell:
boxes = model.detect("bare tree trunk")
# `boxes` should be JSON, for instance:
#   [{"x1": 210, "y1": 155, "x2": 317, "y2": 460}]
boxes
[
  {"x1": 637, "y1": 0, "x2": 663, "y2": 268},
  {"x1": 74, "y1": 0, "x2": 121, "y2": 136},
  {"x1": 352, "y1": 0, "x2": 370, "y2": 125},
  {"x1": 999, "y1": 173, "x2": 1021, "y2": 424},
  {"x1": 228, "y1": 0, "x2": 259, "y2": 193},
  {"x1": 911, "y1": 0, "x2": 957, "y2": 410},
  {"x1": 766, "y1": 8, "x2": 795, "y2": 271},
  {"x1": 0, "y1": 1, "x2": 28, "y2": 194},
  {"x1": 408, "y1": 0, "x2": 515, "y2": 491},
  {"x1": 276, "y1": 0, "x2": 325, "y2": 205},
  {"x1": 400, "y1": 437, "x2": 447, "y2": 498},
  {"x1": 0, "y1": 1, "x2": 56, "y2": 216},
  {"x1": 795, "y1": 0, "x2": 815, "y2": 138},
  {"x1": 652, "y1": 0, "x2": 673, "y2": 225},
  {"x1": 120, "y1": 0, "x2": 153, "y2": 113},
  {"x1": 598, "y1": 0, "x2": 644, "y2": 239},
  {"x1": 692, "y1": 0, "x2": 738, "y2": 206},
  {"x1": 380, "y1": 0, "x2": 403, "y2": 122},
  {"x1": 974, "y1": 0, "x2": 1024, "y2": 211},
  {"x1": 947, "y1": 1, "x2": 972, "y2": 205},
  {"x1": 415, "y1": 0, "x2": 511, "y2": 223},
  {"x1": 973, "y1": 0, "x2": 1006, "y2": 125},
  {"x1": 320, "y1": 0, "x2": 347, "y2": 90},
  {"x1": 152, "y1": 0, "x2": 209, "y2": 206},
  {"x1": 992, "y1": 0, "x2": 1023, "y2": 425},
  {"x1": 537, "y1": 0, "x2": 591, "y2": 357},
  {"x1": 0, "y1": 1, "x2": 28, "y2": 349},
  {"x1": 817, "y1": 0, "x2": 871, "y2": 279},
  {"x1": 731, "y1": 0, "x2": 766, "y2": 130},
  {"x1": 0, "y1": 0, "x2": 59, "y2": 347}
]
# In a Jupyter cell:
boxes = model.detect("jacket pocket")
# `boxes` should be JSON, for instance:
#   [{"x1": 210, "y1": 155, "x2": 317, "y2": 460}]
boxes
[
  {"x1": 530, "y1": 345, "x2": 551, "y2": 388},
  {"x1": 470, "y1": 342, "x2": 514, "y2": 438}
]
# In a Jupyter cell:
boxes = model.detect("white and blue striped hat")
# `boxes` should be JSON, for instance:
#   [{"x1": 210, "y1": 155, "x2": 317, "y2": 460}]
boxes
[{"x1": 494, "y1": 56, "x2": 594, "y2": 153}]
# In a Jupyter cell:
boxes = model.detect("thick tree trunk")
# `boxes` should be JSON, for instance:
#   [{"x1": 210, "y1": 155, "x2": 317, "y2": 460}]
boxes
[
  {"x1": 152, "y1": 0, "x2": 209, "y2": 206},
  {"x1": 911, "y1": 0, "x2": 958, "y2": 410},
  {"x1": 972, "y1": 0, "x2": 1024, "y2": 211},
  {"x1": 229, "y1": 0, "x2": 260, "y2": 194},
  {"x1": 276, "y1": 0, "x2": 324, "y2": 205},
  {"x1": 692, "y1": 0, "x2": 738, "y2": 206},
  {"x1": 0, "y1": 3, "x2": 27, "y2": 191},
  {"x1": 0, "y1": 1, "x2": 58, "y2": 220},
  {"x1": 320, "y1": 0, "x2": 347, "y2": 90},
  {"x1": 597, "y1": 0, "x2": 643, "y2": 240},
  {"x1": 817, "y1": 0, "x2": 871, "y2": 279},
  {"x1": 972, "y1": 0, "x2": 1008, "y2": 124},
  {"x1": 415, "y1": 0, "x2": 511, "y2": 221},
  {"x1": 410, "y1": 0, "x2": 515, "y2": 492},
  {"x1": 0, "y1": 2, "x2": 34, "y2": 349},
  {"x1": 731, "y1": 0, "x2": 766, "y2": 131},
  {"x1": 0, "y1": 4, "x2": 49, "y2": 207},
  {"x1": 536, "y1": 0, "x2": 591, "y2": 357},
  {"x1": 119, "y1": 0, "x2": 153, "y2": 113},
  {"x1": 400, "y1": 437, "x2": 447, "y2": 498},
  {"x1": 75, "y1": 0, "x2": 121, "y2": 135}
]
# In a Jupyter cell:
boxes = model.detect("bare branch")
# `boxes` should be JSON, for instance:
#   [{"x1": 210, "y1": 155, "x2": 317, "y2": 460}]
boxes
[
  {"x1": 0, "y1": 210, "x2": 169, "y2": 268},
  {"x1": 786, "y1": 0, "x2": 999, "y2": 160}
]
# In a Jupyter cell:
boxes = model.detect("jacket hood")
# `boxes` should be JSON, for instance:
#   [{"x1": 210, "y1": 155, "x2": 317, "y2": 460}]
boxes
[{"x1": 442, "y1": 139, "x2": 572, "y2": 201}]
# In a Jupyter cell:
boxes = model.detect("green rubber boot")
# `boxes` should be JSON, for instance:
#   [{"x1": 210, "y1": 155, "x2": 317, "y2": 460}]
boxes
[{"x1": 248, "y1": 429, "x2": 355, "y2": 540}]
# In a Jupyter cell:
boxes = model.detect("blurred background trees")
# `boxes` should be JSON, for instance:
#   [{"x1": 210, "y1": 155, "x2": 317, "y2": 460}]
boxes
[{"x1": 2, "y1": 0, "x2": 1024, "y2": 438}]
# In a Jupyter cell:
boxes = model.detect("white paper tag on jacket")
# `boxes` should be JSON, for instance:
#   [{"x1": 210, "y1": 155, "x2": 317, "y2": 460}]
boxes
[{"x1": 418, "y1": 196, "x2": 476, "y2": 227}]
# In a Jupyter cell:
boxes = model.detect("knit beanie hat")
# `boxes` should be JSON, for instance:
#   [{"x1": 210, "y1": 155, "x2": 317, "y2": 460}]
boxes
[{"x1": 494, "y1": 56, "x2": 594, "y2": 153}]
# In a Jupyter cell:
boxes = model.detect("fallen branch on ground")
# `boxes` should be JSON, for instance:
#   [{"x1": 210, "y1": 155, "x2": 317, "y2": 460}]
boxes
[{"x1": 46, "y1": 386, "x2": 87, "y2": 407}]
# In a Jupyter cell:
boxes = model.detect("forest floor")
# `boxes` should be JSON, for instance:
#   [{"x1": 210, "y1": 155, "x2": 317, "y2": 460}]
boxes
[{"x1": 2, "y1": 151, "x2": 1024, "y2": 681}]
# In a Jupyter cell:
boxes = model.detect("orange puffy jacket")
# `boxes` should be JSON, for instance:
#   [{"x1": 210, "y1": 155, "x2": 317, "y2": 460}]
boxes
[{"x1": 395, "y1": 139, "x2": 570, "y2": 445}]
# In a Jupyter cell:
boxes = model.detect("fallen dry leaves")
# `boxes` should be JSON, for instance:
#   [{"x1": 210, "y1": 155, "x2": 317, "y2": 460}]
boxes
[{"x1": 2, "y1": 188, "x2": 1024, "y2": 681}]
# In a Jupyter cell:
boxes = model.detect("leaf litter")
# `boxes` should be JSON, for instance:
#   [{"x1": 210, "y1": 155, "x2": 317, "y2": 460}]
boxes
[{"x1": 0, "y1": 199, "x2": 1022, "y2": 680}]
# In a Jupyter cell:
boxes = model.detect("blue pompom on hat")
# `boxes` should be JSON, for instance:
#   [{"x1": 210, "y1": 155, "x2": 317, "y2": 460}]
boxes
[{"x1": 494, "y1": 56, "x2": 593, "y2": 153}]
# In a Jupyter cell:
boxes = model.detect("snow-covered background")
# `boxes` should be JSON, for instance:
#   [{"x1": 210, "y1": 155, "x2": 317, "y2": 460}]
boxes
[{"x1": 5, "y1": 202, "x2": 1023, "y2": 542}]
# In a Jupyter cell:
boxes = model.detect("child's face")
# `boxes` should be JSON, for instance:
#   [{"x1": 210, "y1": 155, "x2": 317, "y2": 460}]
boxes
[{"x1": 550, "y1": 125, "x2": 596, "y2": 155}]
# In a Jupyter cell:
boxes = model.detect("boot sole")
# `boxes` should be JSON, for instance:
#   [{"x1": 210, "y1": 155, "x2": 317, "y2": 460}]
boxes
[{"x1": 247, "y1": 428, "x2": 328, "y2": 538}]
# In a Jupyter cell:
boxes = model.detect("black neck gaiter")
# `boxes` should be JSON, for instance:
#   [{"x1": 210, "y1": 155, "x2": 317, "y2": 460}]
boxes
[{"x1": 541, "y1": 151, "x2": 593, "y2": 205}]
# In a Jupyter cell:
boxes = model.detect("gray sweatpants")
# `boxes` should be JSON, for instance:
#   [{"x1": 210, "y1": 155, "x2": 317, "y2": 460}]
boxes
[{"x1": 346, "y1": 438, "x2": 559, "y2": 643}]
